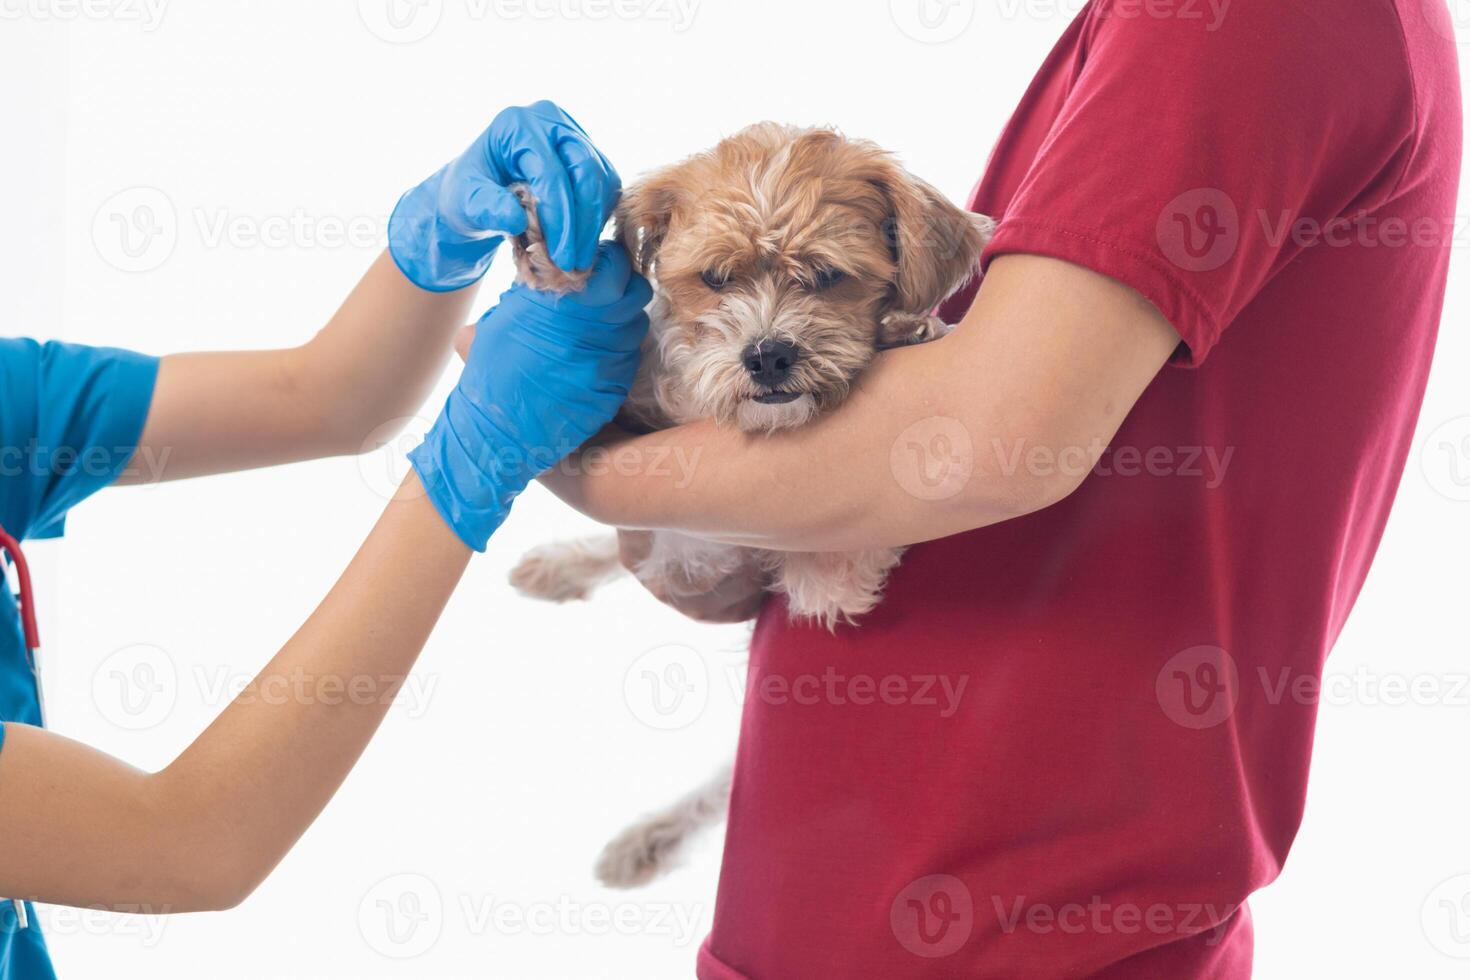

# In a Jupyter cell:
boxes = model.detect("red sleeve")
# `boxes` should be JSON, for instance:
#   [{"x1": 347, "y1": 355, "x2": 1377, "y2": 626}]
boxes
[{"x1": 985, "y1": 0, "x2": 1416, "y2": 364}]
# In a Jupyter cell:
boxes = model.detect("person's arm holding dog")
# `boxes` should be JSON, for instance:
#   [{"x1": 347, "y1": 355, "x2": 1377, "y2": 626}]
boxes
[{"x1": 542, "y1": 253, "x2": 1179, "y2": 554}]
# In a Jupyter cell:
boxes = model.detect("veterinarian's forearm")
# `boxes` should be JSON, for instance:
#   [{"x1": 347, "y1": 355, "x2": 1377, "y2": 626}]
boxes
[
  {"x1": 0, "y1": 473, "x2": 470, "y2": 911},
  {"x1": 122, "y1": 252, "x2": 472, "y2": 483},
  {"x1": 543, "y1": 255, "x2": 1182, "y2": 551}
]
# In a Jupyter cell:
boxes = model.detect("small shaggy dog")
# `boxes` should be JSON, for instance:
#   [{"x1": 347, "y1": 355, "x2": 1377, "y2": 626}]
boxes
[{"x1": 509, "y1": 123, "x2": 993, "y2": 886}]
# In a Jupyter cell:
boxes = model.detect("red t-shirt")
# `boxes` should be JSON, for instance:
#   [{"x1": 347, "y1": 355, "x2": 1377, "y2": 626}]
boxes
[{"x1": 698, "y1": 1, "x2": 1461, "y2": 977}]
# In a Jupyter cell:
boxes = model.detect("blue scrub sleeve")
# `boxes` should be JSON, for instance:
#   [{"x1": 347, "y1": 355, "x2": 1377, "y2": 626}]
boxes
[{"x1": 0, "y1": 338, "x2": 160, "y2": 540}]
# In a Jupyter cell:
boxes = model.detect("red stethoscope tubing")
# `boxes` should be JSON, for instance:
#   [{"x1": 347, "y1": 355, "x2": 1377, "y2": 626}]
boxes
[
  {"x1": 0, "y1": 524, "x2": 40, "y2": 654},
  {"x1": 0, "y1": 523, "x2": 38, "y2": 930}
]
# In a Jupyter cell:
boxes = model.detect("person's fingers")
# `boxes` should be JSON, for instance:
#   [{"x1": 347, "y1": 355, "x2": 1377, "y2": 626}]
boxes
[
  {"x1": 517, "y1": 149, "x2": 578, "y2": 273},
  {"x1": 558, "y1": 138, "x2": 615, "y2": 271},
  {"x1": 574, "y1": 241, "x2": 635, "y2": 306},
  {"x1": 449, "y1": 172, "x2": 527, "y2": 238}
]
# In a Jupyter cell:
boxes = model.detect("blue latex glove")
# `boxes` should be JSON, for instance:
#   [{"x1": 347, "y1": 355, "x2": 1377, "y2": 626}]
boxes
[
  {"x1": 411, "y1": 241, "x2": 652, "y2": 551},
  {"x1": 389, "y1": 100, "x2": 621, "y2": 292}
]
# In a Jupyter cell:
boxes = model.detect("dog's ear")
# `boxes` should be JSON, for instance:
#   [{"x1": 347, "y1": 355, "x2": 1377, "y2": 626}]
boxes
[
  {"x1": 614, "y1": 165, "x2": 685, "y2": 275},
  {"x1": 868, "y1": 158, "x2": 995, "y2": 316}
]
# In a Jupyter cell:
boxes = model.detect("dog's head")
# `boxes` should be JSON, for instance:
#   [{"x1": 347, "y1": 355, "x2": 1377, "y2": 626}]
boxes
[{"x1": 616, "y1": 123, "x2": 993, "y2": 432}]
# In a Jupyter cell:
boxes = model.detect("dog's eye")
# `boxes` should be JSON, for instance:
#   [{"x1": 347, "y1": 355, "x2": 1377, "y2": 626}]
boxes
[
  {"x1": 809, "y1": 267, "x2": 846, "y2": 290},
  {"x1": 700, "y1": 269, "x2": 730, "y2": 291}
]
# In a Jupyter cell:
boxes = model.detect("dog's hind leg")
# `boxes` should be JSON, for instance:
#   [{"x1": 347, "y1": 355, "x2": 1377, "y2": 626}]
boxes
[
  {"x1": 510, "y1": 534, "x2": 625, "y2": 602},
  {"x1": 595, "y1": 761, "x2": 733, "y2": 889}
]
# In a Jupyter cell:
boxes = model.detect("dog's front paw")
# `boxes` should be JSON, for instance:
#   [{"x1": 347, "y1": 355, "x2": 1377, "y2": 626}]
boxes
[
  {"x1": 594, "y1": 816, "x2": 690, "y2": 889},
  {"x1": 509, "y1": 537, "x2": 621, "y2": 603}
]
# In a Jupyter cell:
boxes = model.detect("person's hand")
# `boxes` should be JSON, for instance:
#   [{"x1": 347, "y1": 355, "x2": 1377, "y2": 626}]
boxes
[
  {"x1": 617, "y1": 529, "x2": 769, "y2": 623},
  {"x1": 388, "y1": 100, "x2": 621, "y2": 292},
  {"x1": 410, "y1": 241, "x2": 651, "y2": 551}
]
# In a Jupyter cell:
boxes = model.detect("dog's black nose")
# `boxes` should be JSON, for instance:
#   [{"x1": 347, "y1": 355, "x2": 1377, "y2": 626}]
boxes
[{"x1": 743, "y1": 339, "x2": 800, "y2": 387}]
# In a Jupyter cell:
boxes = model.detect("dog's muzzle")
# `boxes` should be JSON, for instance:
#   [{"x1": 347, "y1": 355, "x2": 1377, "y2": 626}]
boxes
[{"x1": 743, "y1": 339, "x2": 801, "y2": 402}]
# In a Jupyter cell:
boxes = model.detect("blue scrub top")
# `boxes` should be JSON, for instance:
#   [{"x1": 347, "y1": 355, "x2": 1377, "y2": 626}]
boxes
[{"x1": 0, "y1": 338, "x2": 159, "y2": 980}]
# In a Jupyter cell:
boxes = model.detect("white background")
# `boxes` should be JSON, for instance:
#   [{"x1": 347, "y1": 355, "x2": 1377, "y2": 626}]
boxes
[{"x1": 1, "y1": 0, "x2": 1467, "y2": 976}]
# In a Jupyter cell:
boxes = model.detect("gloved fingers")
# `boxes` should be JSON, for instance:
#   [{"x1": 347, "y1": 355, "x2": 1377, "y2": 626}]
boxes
[
  {"x1": 556, "y1": 136, "x2": 621, "y2": 272},
  {"x1": 563, "y1": 239, "x2": 636, "y2": 306},
  {"x1": 446, "y1": 172, "x2": 528, "y2": 239},
  {"x1": 517, "y1": 153, "x2": 580, "y2": 275}
]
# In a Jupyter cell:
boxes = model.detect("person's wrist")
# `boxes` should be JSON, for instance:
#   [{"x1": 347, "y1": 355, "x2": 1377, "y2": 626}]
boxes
[{"x1": 409, "y1": 400, "x2": 526, "y2": 552}]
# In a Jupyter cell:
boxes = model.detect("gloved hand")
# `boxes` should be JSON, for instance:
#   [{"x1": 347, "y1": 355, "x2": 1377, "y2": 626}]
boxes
[
  {"x1": 388, "y1": 100, "x2": 621, "y2": 292},
  {"x1": 411, "y1": 241, "x2": 651, "y2": 551}
]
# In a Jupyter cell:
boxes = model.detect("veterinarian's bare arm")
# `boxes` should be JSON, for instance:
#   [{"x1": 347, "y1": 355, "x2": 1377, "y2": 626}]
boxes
[
  {"x1": 0, "y1": 474, "x2": 470, "y2": 912},
  {"x1": 117, "y1": 252, "x2": 473, "y2": 484},
  {"x1": 542, "y1": 255, "x2": 1180, "y2": 552}
]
